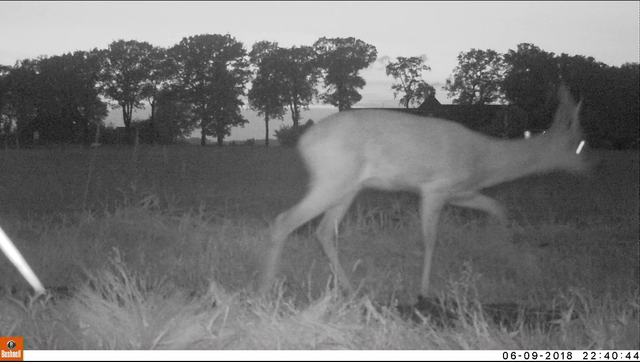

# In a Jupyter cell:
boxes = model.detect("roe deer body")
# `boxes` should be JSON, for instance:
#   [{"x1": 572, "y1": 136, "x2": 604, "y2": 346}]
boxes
[{"x1": 261, "y1": 83, "x2": 587, "y2": 297}]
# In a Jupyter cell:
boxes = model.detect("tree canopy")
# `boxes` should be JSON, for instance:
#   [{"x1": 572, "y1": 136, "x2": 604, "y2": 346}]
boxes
[
  {"x1": 36, "y1": 51, "x2": 107, "y2": 144},
  {"x1": 248, "y1": 41, "x2": 287, "y2": 147},
  {"x1": 1, "y1": 53, "x2": 107, "y2": 147},
  {"x1": 314, "y1": 37, "x2": 377, "y2": 111},
  {"x1": 444, "y1": 48, "x2": 506, "y2": 105},
  {"x1": 386, "y1": 55, "x2": 435, "y2": 108},
  {"x1": 502, "y1": 43, "x2": 558, "y2": 115},
  {"x1": 169, "y1": 34, "x2": 250, "y2": 146},
  {"x1": 98, "y1": 39, "x2": 155, "y2": 141}
]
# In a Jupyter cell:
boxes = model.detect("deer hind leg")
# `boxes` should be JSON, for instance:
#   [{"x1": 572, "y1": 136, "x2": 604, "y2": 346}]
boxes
[
  {"x1": 418, "y1": 189, "x2": 448, "y2": 297},
  {"x1": 448, "y1": 192, "x2": 507, "y2": 226},
  {"x1": 260, "y1": 183, "x2": 356, "y2": 294},
  {"x1": 314, "y1": 192, "x2": 358, "y2": 294}
]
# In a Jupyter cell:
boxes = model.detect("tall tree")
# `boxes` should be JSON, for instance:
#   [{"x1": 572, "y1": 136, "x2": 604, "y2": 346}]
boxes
[
  {"x1": 313, "y1": 37, "x2": 377, "y2": 111},
  {"x1": 98, "y1": 39, "x2": 155, "y2": 142},
  {"x1": 141, "y1": 46, "x2": 176, "y2": 143},
  {"x1": 385, "y1": 55, "x2": 435, "y2": 108},
  {"x1": 0, "y1": 65, "x2": 14, "y2": 147},
  {"x1": 502, "y1": 43, "x2": 558, "y2": 125},
  {"x1": 444, "y1": 48, "x2": 506, "y2": 105},
  {"x1": 70, "y1": 51, "x2": 109, "y2": 144},
  {"x1": 170, "y1": 34, "x2": 250, "y2": 146},
  {"x1": 141, "y1": 47, "x2": 175, "y2": 122},
  {"x1": 555, "y1": 54, "x2": 638, "y2": 148},
  {"x1": 37, "y1": 51, "x2": 107, "y2": 144},
  {"x1": 2, "y1": 60, "x2": 40, "y2": 148},
  {"x1": 248, "y1": 41, "x2": 287, "y2": 147},
  {"x1": 153, "y1": 87, "x2": 196, "y2": 144},
  {"x1": 612, "y1": 62, "x2": 639, "y2": 147},
  {"x1": 278, "y1": 46, "x2": 319, "y2": 127}
]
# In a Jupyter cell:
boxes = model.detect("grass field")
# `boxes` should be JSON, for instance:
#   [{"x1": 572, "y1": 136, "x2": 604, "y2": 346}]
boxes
[{"x1": 0, "y1": 144, "x2": 638, "y2": 350}]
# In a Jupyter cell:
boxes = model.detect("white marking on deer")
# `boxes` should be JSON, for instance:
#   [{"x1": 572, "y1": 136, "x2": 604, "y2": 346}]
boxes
[{"x1": 261, "y1": 83, "x2": 587, "y2": 297}]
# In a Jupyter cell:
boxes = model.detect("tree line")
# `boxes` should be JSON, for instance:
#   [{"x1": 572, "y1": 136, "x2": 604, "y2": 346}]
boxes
[
  {"x1": 443, "y1": 44, "x2": 638, "y2": 148},
  {"x1": 0, "y1": 35, "x2": 637, "y2": 149}
]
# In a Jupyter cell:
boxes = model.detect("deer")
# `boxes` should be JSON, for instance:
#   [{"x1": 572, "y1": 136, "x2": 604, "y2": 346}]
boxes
[{"x1": 260, "y1": 83, "x2": 587, "y2": 297}]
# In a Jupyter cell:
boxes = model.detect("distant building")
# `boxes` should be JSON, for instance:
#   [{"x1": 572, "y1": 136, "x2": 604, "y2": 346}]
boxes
[{"x1": 416, "y1": 95, "x2": 530, "y2": 138}]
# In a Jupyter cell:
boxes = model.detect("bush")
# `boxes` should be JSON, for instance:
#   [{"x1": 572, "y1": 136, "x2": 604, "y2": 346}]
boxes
[{"x1": 274, "y1": 119, "x2": 314, "y2": 147}]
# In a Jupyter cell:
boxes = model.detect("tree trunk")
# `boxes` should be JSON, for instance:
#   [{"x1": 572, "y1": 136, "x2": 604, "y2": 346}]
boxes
[
  {"x1": 79, "y1": 116, "x2": 89, "y2": 145},
  {"x1": 94, "y1": 122, "x2": 101, "y2": 144},
  {"x1": 200, "y1": 110, "x2": 207, "y2": 146},
  {"x1": 149, "y1": 99, "x2": 156, "y2": 144},
  {"x1": 264, "y1": 115, "x2": 270, "y2": 147},
  {"x1": 15, "y1": 122, "x2": 21, "y2": 149},
  {"x1": 337, "y1": 84, "x2": 345, "y2": 112},
  {"x1": 122, "y1": 107, "x2": 129, "y2": 138},
  {"x1": 289, "y1": 102, "x2": 299, "y2": 127},
  {"x1": 122, "y1": 104, "x2": 134, "y2": 144}
]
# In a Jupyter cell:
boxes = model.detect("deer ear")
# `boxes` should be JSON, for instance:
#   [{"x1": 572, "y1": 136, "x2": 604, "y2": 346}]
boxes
[
  {"x1": 575, "y1": 99, "x2": 583, "y2": 116},
  {"x1": 570, "y1": 99, "x2": 583, "y2": 131},
  {"x1": 548, "y1": 89, "x2": 578, "y2": 133},
  {"x1": 557, "y1": 81, "x2": 574, "y2": 105}
]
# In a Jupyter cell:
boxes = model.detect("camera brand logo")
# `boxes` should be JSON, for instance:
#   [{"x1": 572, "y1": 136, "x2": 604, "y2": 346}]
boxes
[{"x1": 0, "y1": 337, "x2": 23, "y2": 361}]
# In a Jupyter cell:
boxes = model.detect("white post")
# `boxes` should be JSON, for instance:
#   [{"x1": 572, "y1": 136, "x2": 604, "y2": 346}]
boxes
[{"x1": 0, "y1": 225, "x2": 45, "y2": 295}]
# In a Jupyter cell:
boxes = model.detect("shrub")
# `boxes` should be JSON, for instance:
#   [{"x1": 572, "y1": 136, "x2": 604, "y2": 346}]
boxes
[{"x1": 274, "y1": 119, "x2": 314, "y2": 147}]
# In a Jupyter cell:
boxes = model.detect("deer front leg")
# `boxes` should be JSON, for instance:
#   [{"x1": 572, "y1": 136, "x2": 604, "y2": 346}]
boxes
[
  {"x1": 315, "y1": 195, "x2": 357, "y2": 294},
  {"x1": 418, "y1": 190, "x2": 447, "y2": 297}
]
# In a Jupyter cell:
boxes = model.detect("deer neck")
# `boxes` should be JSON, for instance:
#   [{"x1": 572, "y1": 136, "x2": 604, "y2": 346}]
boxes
[{"x1": 475, "y1": 135, "x2": 558, "y2": 189}]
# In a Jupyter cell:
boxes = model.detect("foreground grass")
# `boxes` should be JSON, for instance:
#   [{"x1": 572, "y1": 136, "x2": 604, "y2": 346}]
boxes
[
  {"x1": 0, "y1": 146, "x2": 638, "y2": 350},
  {"x1": 0, "y1": 202, "x2": 637, "y2": 350},
  {"x1": 2, "y1": 244, "x2": 638, "y2": 350}
]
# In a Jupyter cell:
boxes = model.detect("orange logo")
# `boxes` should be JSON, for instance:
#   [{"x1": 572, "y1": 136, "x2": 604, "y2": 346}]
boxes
[{"x1": 0, "y1": 337, "x2": 23, "y2": 362}]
